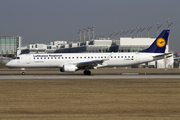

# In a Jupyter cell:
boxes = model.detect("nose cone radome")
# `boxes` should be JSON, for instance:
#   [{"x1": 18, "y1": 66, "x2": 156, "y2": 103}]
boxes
[{"x1": 6, "y1": 62, "x2": 10, "y2": 67}]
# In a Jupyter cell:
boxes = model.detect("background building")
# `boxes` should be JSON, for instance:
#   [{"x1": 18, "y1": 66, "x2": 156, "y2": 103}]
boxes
[{"x1": 0, "y1": 36, "x2": 22, "y2": 57}]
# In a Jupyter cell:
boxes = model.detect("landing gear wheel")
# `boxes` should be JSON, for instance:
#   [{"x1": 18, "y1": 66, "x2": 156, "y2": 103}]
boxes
[
  {"x1": 22, "y1": 72, "x2": 25, "y2": 75},
  {"x1": 84, "y1": 70, "x2": 91, "y2": 75}
]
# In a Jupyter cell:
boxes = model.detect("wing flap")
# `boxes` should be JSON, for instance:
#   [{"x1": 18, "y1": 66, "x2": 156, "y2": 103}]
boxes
[{"x1": 77, "y1": 60, "x2": 104, "y2": 69}]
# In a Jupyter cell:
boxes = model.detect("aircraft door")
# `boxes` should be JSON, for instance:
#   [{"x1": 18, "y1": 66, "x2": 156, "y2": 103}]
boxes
[
  {"x1": 136, "y1": 53, "x2": 140, "y2": 62},
  {"x1": 26, "y1": 54, "x2": 31, "y2": 64}
]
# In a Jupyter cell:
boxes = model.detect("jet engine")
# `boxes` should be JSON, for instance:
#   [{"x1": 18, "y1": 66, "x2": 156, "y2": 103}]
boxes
[{"x1": 60, "y1": 64, "x2": 77, "y2": 72}]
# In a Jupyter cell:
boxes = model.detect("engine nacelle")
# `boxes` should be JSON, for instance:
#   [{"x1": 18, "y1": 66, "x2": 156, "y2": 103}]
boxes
[{"x1": 60, "y1": 64, "x2": 77, "y2": 72}]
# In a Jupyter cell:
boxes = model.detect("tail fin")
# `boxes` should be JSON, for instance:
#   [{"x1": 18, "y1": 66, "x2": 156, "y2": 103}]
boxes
[{"x1": 140, "y1": 29, "x2": 170, "y2": 53}]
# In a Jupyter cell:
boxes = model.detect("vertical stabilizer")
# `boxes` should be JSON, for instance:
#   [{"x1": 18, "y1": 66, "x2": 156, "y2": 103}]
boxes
[{"x1": 140, "y1": 30, "x2": 170, "y2": 53}]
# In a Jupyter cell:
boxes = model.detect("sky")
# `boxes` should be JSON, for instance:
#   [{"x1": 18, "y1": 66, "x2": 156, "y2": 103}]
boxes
[{"x1": 0, "y1": 0, "x2": 180, "y2": 52}]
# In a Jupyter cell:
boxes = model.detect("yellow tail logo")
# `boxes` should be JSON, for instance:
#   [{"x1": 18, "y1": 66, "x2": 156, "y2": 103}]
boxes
[{"x1": 156, "y1": 38, "x2": 166, "y2": 47}]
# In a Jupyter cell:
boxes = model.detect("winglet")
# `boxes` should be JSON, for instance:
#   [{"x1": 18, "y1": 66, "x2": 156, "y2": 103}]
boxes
[{"x1": 140, "y1": 30, "x2": 170, "y2": 53}]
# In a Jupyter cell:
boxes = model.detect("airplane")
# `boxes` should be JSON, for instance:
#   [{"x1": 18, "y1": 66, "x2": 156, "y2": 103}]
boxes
[{"x1": 6, "y1": 29, "x2": 172, "y2": 75}]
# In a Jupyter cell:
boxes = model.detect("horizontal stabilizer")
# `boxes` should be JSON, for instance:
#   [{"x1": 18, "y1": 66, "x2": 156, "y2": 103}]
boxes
[{"x1": 152, "y1": 53, "x2": 172, "y2": 58}]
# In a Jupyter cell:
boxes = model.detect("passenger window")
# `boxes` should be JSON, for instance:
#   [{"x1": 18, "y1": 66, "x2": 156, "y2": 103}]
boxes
[
  {"x1": 65, "y1": 57, "x2": 67, "y2": 59},
  {"x1": 69, "y1": 57, "x2": 71, "y2": 59},
  {"x1": 121, "y1": 56, "x2": 123, "y2": 58},
  {"x1": 34, "y1": 58, "x2": 35, "y2": 59},
  {"x1": 128, "y1": 56, "x2": 130, "y2": 58},
  {"x1": 111, "y1": 56, "x2": 113, "y2": 58},
  {"x1": 44, "y1": 57, "x2": 46, "y2": 59},
  {"x1": 114, "y1": 56, "x2": 116, "y2": 58}
]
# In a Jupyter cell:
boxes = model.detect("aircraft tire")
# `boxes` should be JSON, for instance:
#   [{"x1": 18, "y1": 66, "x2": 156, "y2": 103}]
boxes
[
  {"x1": 22, "y1": 72, "x2": 25, "y2": 75},
  {"x1": 84, "y1": 70, "x2": 91, "y2": 75}
]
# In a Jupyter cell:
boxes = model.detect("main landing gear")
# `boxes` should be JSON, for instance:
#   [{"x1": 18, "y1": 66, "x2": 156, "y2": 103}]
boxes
[{"x1": 84, "y1": 70, "x2": 91, "y2": 75}]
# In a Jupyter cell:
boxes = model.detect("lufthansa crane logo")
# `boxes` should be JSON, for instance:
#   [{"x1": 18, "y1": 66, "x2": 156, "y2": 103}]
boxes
[{"x1": 156, "y1": 38, "x2": 166, "y2": 47}]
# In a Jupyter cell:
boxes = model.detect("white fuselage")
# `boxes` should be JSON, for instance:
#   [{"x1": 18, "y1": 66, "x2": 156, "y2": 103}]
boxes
[{"x1": 6, "y1": 52, "x2": 164, "y2": 68}]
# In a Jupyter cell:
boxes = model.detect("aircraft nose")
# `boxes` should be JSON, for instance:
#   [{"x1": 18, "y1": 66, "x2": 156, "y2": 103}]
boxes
[{"x1": 6, "y1": 62, "x2": 11, "y2": 67}]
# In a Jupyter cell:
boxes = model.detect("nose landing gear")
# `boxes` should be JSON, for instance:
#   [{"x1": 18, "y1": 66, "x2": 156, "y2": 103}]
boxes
[
  {"x1": 22, "y1": 71, "x2": 25, "y2": 75},
  {"x1": 21, "y1": 68, "x2": 25, "y2": 75}
]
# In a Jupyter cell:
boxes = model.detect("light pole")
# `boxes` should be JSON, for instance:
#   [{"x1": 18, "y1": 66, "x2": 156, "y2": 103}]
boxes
[
  {"x1": 167, "y1": 21, "x2": 173, "y2": 52},
  {"x1": 167, "y1": 21, "x2": 173, "y2": 29},
  {"x1": 87, "y1": 27, "x2": 90, "y2": 41},
  {"x1": 77, "y1": 30, "x2": 81, "y2": 43},
  {"x1": 96, "y1": 34, "x2": 99, "y2": 40},
  {"x1": 147, "y1": 25, "x2": 153, "y2": 38},
  {"x1": 109, "y1": 32, "x2": 113, "y2": 39},
  {"x1": 92, "y1": 26, "x2": 95, "y2": 40},
  {"x1": 157, "y1": 23, "x2": 162, "y2": 37},
  {"x1": 120, "y1": 30, "x2": 125, "y2": 38},
  {"x1": 136, "y1": 27, "x2": 140, "y2": 37},
  {"x1": 83, "y1": 28, "x2": 86, "y2": 43},
  {"x1": 140, "y1": 26, "x2": 145, "y2": 38},
  {"x1": 101, "y1": 34, "x2": 105, "y2": 40},
  {"x1": 114, "y1": 31, "x2": 119, "y2": 39},
  {"x1": 130, "y1": 28, "x2": 135, "y2": 38},
  {"x1": 124, "y1": 29, "x2": 129, "y2": 37}
]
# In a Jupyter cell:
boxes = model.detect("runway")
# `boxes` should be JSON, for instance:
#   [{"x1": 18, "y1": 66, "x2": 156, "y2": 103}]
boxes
[{"x1": 0, "y1": 74, "x2": 180, "y2": 79}]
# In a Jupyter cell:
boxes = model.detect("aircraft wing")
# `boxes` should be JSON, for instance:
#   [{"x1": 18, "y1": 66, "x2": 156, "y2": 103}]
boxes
[
  {"x1": 76, "y1": 52, "x2": 113, "y2": 69},
  {"x1": 77, "y1": 60, "x2": 104, "y2": 69}
]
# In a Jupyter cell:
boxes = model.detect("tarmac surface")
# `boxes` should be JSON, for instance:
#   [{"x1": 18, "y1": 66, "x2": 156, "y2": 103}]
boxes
[
  {"x1": 1, "y1": 68, "x2": 180, "y2": 79},
  {"x1": 1, "y1": 74, "x2": 180, "y2": 79}
]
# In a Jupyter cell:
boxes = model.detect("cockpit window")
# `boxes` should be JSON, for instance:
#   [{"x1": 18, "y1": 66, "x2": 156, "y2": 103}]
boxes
[{"x1": 13, "y1": 57, "x2": 20, "y2": 59}]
